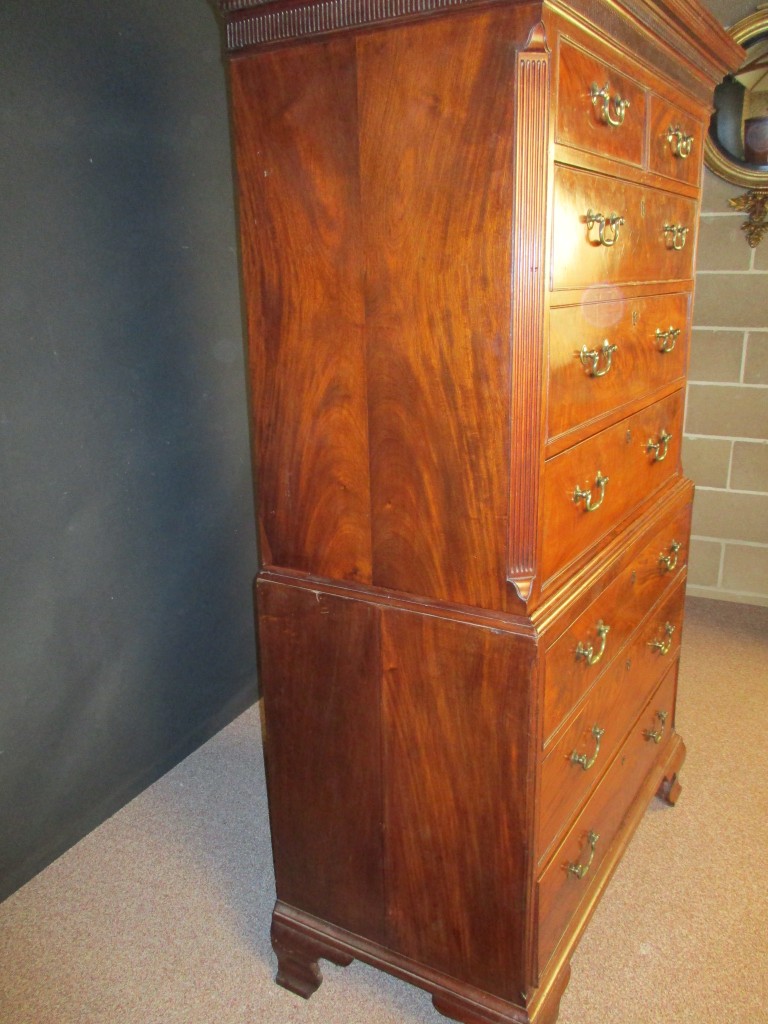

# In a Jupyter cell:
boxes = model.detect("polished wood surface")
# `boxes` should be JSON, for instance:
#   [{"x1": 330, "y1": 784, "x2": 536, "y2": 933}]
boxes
[
  {"x1": 536, "y1": 658, "x2": 680, "y2": 975},
  {"x1": 215, "y1": 1, "x2": 742, "y2": 1021},
  {"x1": 357, "y1": 9, "x2": 526, "y2": 609},
  {"x1": 552, "y1": 166, "x2": 698, "y2": 291},
  {"x1": 547, "y1": 292, "x2": 690, "y2": 451},
  {"x1": 648, "y1": 94, "x2": 704, "y2": 186},
  {"x1": 541, "y1": 492, "x2": 691, "y2": 744},
  {"x1": 382, "y1": 611, "x2": 533, "y2": 997},
  {"x1": 540, "y1": 390, "x2": 685, "y2": 588},
  {"x1": 539, "y1": 577, "x2": 687, "y2": 859},
  {"x1": 555, "y1": 36, "x2": 646, "y2": 166},
  {"x1": 231, "y1": 40, "x2": 372, "y2": 583},
  {"x1": 257, "y1": 581, "x2": 384, "y2": 939}
]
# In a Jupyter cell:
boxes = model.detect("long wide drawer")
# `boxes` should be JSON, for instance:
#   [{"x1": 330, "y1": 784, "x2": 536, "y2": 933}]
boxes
[
  {"x1": 540, "y1": 390, "x2": 684, "y2": 588},
  {"x1": 538, "y1": 578, "x2": 686, "y2": 859},
  {"x1": 542, "y1": 494, "x2": 691, "y2": 743},
  {"x1": 536, "y1": 657, "x2": 679, "y2": 974},
  {"x1": 547, "y1": 292, "x2": 690, "y2": 449},
  {"x1": 552, "y1": 165, "x2": 697, "y2": 291}
]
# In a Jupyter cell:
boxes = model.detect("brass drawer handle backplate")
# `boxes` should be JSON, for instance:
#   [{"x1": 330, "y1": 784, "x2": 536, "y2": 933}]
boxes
[
  {"x1": 568, "y1": 830, "x2": 600, "y2": 880},
  {"x1": 648, "y1": 621, "x2": 675, "y2": 655},
  {"x1": 586, "y1": 209, "x2": 625, "y2": 247},
  {"x1": 575, "y1": 620, "x2": 610, "y2": 666},
  {"x1": 644, "y1": 709, "x2": 669, "y2": 744},
  {"x1": 590, "y1": 83, "x2": 630, "y2": 127},
  {"x1": 570, "y1": 724, "x2": 606, "y2": 771},
  {"x1": 663, "y1": 223, "x2": 689, "y2": 250},
  {"x1": 646, "y1": 429, "x2": 673, "y2": 462},
  {"x1": 666, "y1": 126, "x2": 694, "y2": 159},
  {"x1": 655, "y1": 326, "x2": 681, "y2": 353},
  {"x1": 659, "y1": 540, "x2": 682, "y2": 573},
  {"x1": 573, "y1": 471, "x2": 609, "y2": 512},
  {"x1": 579, "y1": 339, "x2": 618, "y2": 377}
]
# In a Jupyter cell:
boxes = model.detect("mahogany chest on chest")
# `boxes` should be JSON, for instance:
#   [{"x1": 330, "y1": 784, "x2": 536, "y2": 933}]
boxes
[{"x1": 213, "y1": 2, "x2": 742, "y2": 1020}]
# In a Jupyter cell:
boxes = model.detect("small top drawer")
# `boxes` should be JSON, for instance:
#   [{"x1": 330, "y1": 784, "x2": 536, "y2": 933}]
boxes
[
  {"x1": 552, "y1": 166, "x2": 697, "y2": 291},
  {"x1": 648, "y1": 94, "x2": 704, "y2": 186},
  {"x1": 556, "y1": 38, "x2": 646, "y2": 167}
]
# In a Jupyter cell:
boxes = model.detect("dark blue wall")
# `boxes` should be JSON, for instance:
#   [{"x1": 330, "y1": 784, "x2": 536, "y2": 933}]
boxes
[{"x1": 0, "y1": 0, "x2": 257, "y2": 901}]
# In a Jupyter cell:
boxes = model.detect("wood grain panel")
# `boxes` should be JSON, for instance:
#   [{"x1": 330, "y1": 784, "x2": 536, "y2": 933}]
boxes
[
  {"x1": 547, "y1": 292, "x2": 690, "y2": 451},
  {"x1": 358, "y1": 9, "x2": 530, "y2": 608},
  {"x1": 552, "y1": 166, "x2": 697, "y2": 291},
  {"x1": 257, "y1": 581, "x2": 384, "y2": 939},
  {"x1": 230, "y1": 40, "x2": 372, "y2": 582},
  {"x1": 381, "y1": 608, "x2": 536, "y2": 998}
]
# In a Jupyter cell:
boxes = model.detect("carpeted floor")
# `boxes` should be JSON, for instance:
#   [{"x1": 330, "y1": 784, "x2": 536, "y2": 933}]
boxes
[{"x1": 1, "y1": 596, "x2": 766, "y2": 1024}]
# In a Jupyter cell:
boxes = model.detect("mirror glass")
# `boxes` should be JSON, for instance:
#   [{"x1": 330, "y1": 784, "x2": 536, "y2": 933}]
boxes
[{"x1": 710, "y1": 30, "x2": 768, "y2": 168}]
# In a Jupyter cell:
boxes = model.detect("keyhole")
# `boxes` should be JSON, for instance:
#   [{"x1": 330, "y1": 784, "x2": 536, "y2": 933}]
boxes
[{"x1": 632, "y1": 310, "x2": 639, "y2": 326}]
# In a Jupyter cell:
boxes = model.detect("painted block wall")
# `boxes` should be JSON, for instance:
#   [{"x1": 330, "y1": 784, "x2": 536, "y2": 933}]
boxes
[
  {"x1": 686, "y1": 1, "x2": 768, "y2": 606},
  {"x1": 0, "y1": 0, "x2": 258, "y2": 901}
]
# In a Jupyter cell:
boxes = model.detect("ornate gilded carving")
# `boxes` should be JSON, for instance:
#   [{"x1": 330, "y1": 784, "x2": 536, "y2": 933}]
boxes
[{"x1": 728, "y1": 188, "x2": 768, "y2": 248}]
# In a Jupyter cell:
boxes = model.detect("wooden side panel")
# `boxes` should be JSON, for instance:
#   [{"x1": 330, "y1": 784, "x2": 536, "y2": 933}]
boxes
[
  {"x1": 358, "y1": 9, "x2": 530, "y2": 609},
  {"x1": 257, "y1": 581, "x2": 384, "y2": 940},
  {"x1": 230, "y1": 40, "x2": 372, "y2": 583},
  {"x1": 381, "y1": 609, "x2": 536, "y2": 998}
]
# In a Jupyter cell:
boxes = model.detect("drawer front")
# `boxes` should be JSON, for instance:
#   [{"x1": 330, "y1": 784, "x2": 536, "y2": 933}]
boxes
[
  {"x1": 542, "y1": 496, "x2": 691, "y2": 744},
  {"x1": 556, "y1": 38, "x2": 645, "y2": 166},
  {"x1": 548, "y1": 292, "x2": 690, "y2": 446},
  {"x1": 552, "y1": 166, "x2": 697, "y2": 291},
  {"x1": 538, "y1": 578, "x2": 687, "y2": 859},
  {"x1": 536, "y1": 658, "x2": 679, "y2": 973},
  {"x1": 540, "y1": 390, "x2": 685, "y2": 587},
  {"x1": 625, "y1": 580, "x2": 686, "y2": 702},
  {"x1": 648, "y1": 94, "x2": 704, "y2": 186}
]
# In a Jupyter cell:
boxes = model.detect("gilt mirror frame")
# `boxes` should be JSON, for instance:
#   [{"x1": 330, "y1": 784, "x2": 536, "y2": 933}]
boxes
[{"x1": 705, "y1": 7, "x2": 768, "y2": 246}]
